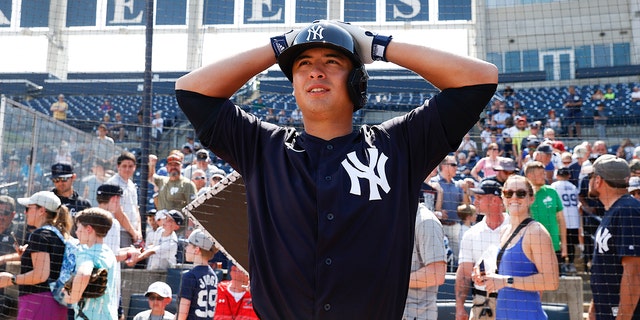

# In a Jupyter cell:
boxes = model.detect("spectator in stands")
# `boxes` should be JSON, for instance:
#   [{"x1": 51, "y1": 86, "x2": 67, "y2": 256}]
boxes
[
  {"x1": 50, "y1": 163, "x2": 92, "y2": 218},
  {"x1": 54, "y1": 141, "x2": 73, "y2": 165},
  {"x1": 511, "y1": 100, "x2": 523, "y2": 118},
  {"x1": 629, "y1": 176, "x2": 640, "y2": 200},
  {"x1": 458, "y1": 204, "x2": 476, "y2": 243},
  {"x1": 550, "y1": 167, "x2": 581, "y2": 275},
  {"x1": 403, "y1": 203, "x2": 446, "y2": 320},
  {"x1": 110, "y1": 112, "x2": 126, "y2": 142},
  {"x1": 264, "y1": 108, "x2": 278, "y2": 123},
  {"x1": 145, "y1": 209, "x2": 159, "y2": 245},
  {"x1": 93, "y1": 123, "x2": 115, "y2": 161},
  {"x1": 183, "y1": 149, "x2": 225, "y2": 183},
  {"x1": 617, "y1": 138, "x2": 636, "y2": 161},
  {"x1": 458, "y1": 133, "x2": 478, "y2": 154},
  {"x1": 136, "y1": 110, "x2": 144, "y2": 141},
  {"x1": 50, "y1": 94, "x2": 68, "y2": 121},
  {"x1": 456, "y1": 180, "x2": 508, "y2": 320},
  {"x1": 178, "y1": 229, "x2": 219, "y2": 320},
  {"x1": 182, "y1": 144, "x2": 195, "y2": 167},
  {"x1": 152, "y1": 111, "x2": 164, "y2": 153},
  {"x1": 470, "y1": 142, "x2": 503, "y2": 181},
  {"x1": 533, "y1": 143, "x2": 555, "y2": 183},
  {"x1": 511, "y1": 116, "x2": 531, "y2": 166},
  {"x1": 134, "y1": 282, "x2": 175, "y2": 320},
  {"x1": 0, "y1": 195, "x2": 27, "y2": 317},
  {"x1": 106, "y1": 152, "x2": 143, "y2": 248},
  {"x1": 148, "y1": 152, "x2": 197, "y2": 211},
  {"x1": 467, "y1": 148, "x2": 480, "y2": 169},
  {"x1": 486, "y1": 157, "x2": 517, "y2": 185},
  {"x1": 591, "y1": 88, "x2": 604, "y2": 101},
  {"x1": 593, "y1": 103, "x2": 607, "y2": 139},
  {"x1": 191, "y1": 169, "x2": 207, "y2": 194},
  {"x1": 569, "y1": 144, "x2": 590, "y2": 187},
  {"x1": 276, "y1": 109, "x2": 289, "y2": 125},
  {"x1": 524, "y1": 161, "x2": 568, "y2": 272},
  {"x1": 546, "y1": 110, "x2": 562, "y2": 136},
  {"x1": 214, "y1": 264, "x2": 259, "y2": 319},
  {"x1": 82, "y1": 158, "x2": 110, "y2": 207},
  {"x1": 0, "y1": 191, "x2": 71, "y2": 319},
  {"x1": 479, "y1": 175, "x2": 559, "y2": 319},
  {"x1": 592, "y1": 140, "x2": 608, "y2": 157},
  {"x1": 64, "y1": 207, "x2": 118, "y2": 319},
  {"x1": 131, "y1": 210, "x2": 183, "y2": 270},
  {"x1": 290, "y1": 108, "x2": 303, "y2": 126},
  {"x1": 431, "y1": 155, "x2": 470, "y2": 269},
  {"x1": 603, "y1": 87, "x2": 615, "y2": 100},
  {"x1": 587, "y1": 155, "x2": 640, "y2": 319},
  {"x1": 420, "y1": 168, "x2": 443, "y2": 213},
  {"x1": 630, "y1": 159, "x2": 640, "y2": 177},
  {"x1": 563, "y1": 85, "x2": 583, "y2": 137},
  {"x1": 455, "y1": 152, "x2": 473, "y2": 180},
  {"x1": 631, "y1": 86, "x2": 640, "y2": 102},
  {"x1": 479, "y1": 125, "x2": 492, "y2": 152},
  {"x1": 99, "y1": 99, "x2": 113, "y2": 115},
  {"x1": 492, "y1": 102, "x2": 510, "y2": 129}
]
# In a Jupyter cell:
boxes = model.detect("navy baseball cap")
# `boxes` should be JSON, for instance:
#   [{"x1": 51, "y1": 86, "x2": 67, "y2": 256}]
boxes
[
  {"x1": 166, "y1": 210, "x2": 184, "y2": 226},
  {"x1": 51, "y1": 163, "x2": 74, "y2": 178},
  {"x1": 536, "y1": 144, "x2": 553, "y2": 154},
  {"x1": 470, "y1": 180, "x2": 502, "y2": 196},
  {"x1": 556, "y1": 167, "x2": 571, "y2": 176},
  {"x1": 97, "y1": 184, "x2": 123, "y2": 197}
]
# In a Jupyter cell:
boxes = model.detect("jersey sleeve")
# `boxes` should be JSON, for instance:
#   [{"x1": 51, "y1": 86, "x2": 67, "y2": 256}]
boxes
[
  {"x1": 179, "y1": 271, "x2": 198, "y2": 300},
  {"x1": 415, "y1": 213, "x2": 446, "y2": 266}
]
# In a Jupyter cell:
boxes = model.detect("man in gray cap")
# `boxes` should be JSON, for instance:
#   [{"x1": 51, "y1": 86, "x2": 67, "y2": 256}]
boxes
[
  {"x1": 588, "y1": 155, "x2": 640, "y2": 319},
  {"x1": 485, "y1": 158, "x2": 516, "y2": 185},
  {"x1": 50, "y1": 163, "x2": 92, "y2": 218},
  {"x1": 456, "y1": 179, "x2": 509, "y2": 319}
]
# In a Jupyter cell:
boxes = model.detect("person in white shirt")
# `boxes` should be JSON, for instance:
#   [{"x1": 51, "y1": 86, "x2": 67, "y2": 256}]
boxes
[
  {"x1": 456, "y1": 180, "x2": 510, "y2": 320},
  {"x1": 550, "y1": 167, "x2": 581, "y2": 274}
]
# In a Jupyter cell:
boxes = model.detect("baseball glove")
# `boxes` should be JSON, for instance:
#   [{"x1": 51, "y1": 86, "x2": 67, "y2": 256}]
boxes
[{"x1": 64, "y1": 267, "x2": 108, "y2": 299}]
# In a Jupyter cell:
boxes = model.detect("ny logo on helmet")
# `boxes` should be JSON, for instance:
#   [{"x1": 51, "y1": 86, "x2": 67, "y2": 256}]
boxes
[{"x1": 306, "y1": 25, "x2": 324, "y2": 41}]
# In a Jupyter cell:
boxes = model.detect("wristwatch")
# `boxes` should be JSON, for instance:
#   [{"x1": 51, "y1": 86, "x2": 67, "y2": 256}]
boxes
[
  {"x1": 505, "y1": 277, "x2": 514, "y2": 288},
  {"x1": 11, "y1": 275, "x2": 17, "y2": 285}
]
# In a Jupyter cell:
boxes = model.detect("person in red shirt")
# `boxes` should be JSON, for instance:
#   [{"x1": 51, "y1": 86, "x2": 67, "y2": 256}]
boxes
[{"x1": 214, "y1": 264, "x2": 258, "y2": 320}]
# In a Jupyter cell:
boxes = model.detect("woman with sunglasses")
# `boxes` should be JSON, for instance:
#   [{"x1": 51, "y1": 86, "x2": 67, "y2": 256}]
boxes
[
  {"x1": 470, "y1": 143, "x2": 505, "y2": 181},
  {"x1": 0, "y1": 191, "x2": 73, "y2": 320},
  {"x1": 476, "y1": 175, "x2": 559, "y2": 319}
]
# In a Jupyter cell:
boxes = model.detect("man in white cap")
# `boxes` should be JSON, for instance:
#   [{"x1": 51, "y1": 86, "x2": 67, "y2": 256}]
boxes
[
  {"x1": 588, "y1": 155, "x2": 640, "y2": 319},
  {"x1": 133, "y1": 281, "x2": 174, "y2": 320}
]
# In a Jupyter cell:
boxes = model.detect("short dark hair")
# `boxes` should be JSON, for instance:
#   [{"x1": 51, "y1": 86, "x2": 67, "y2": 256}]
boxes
[
  {"x1": 116, "y1": 151, "x2": 136, "y2": 166},
  {"x1": 75, "y1": 208, "x2": 113, "y2": 238}
]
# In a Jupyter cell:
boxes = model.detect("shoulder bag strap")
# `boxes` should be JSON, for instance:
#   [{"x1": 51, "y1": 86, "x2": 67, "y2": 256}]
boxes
[{"x1": 495, "y1": 217, "x2": 533, "y2": 274}]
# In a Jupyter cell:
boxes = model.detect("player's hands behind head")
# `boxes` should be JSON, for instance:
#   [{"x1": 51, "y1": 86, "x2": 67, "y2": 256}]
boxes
[
  {"x1": 270, "y1": 29, "x2": 301, "y2": 59},
  {"x1": 325, "y1": 20, "x2": 392, "y2": 64}
]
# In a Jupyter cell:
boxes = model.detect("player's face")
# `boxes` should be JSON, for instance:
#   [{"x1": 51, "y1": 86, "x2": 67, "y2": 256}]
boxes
[{"x1": 292, "y1": 47, "x2": 354, "y2": 117}]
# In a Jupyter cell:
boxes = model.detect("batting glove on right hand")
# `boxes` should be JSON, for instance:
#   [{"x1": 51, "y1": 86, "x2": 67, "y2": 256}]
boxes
[
  {"x1": 329, "y1": 21, "x2": 392, "y2": 64},
  {"x1": 270, "y1": 29, "x2": 300, "y2": 59}
]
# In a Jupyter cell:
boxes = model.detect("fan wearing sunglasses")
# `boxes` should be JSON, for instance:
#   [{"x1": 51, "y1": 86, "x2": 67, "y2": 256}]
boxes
[{"x1": 475, "y1": 175, "x2": 559, "y2": 319}]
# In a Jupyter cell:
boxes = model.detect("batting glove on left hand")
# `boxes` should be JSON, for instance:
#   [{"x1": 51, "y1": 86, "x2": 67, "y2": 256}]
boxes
[
  {"x1": 270, "y1": 29, "x2": 300, "y2": 59},
  {"x1": 327, "y1": 20, "x2": 392, "y2": 64}
]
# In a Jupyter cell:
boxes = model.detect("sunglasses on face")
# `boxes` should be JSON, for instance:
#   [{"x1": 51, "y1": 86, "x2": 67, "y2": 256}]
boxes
[
  {"x1": 503, "y1": 189, "x2": 529, "y2": 199},
  {"x1": 445, "y1": 163, "x2": 458, "y2": 167},
  {"x1": 52, "y1": 177, "x2": 70, "y2": 183},
  {"x1": 193, "y1": 176, "x2": 206, "y2": 180},
  {"x1": 0, "y1": 210, "x2": 12, "y2": 216},
  {"x1": 147, "y1": 294, "x2": 164, "y2": 301}
]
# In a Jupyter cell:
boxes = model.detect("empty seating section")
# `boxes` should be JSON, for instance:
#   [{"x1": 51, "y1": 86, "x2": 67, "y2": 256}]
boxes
[{"x1": 20, "y1": 82, "x2": 640, "y2": 129}]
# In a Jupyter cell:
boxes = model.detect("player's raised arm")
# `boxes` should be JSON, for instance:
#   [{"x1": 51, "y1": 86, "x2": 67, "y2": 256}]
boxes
[{"x1": 330, "y1": 21, "x2": 498, "y2": 90}]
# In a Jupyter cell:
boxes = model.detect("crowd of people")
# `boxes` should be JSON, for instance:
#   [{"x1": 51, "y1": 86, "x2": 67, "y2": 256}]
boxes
[{"x1": 2, "y1": 18, "x2": 640, "y2": 320}]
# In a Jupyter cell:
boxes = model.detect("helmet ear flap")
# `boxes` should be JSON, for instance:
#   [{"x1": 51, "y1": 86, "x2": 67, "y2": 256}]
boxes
[{"x1": 348, "y1": 66, "x2": 369, "y2": 112}]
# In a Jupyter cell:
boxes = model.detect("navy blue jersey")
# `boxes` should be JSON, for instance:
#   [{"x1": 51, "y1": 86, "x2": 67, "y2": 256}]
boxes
[
  {"x1": 179, "y1": 265, "x2": 218, "y2": 320},
  {"x1": 177, "y1": 83, "x2": 495, "y2": 319},
  {"x1": 591, "y1": 194, "x2": 640, "y2": 319}
]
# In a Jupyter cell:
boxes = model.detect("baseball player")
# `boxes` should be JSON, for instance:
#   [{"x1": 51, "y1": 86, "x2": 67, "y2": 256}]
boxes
[{"x1": 175, "y1": 20, "x2": 497, "y2": 319}]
